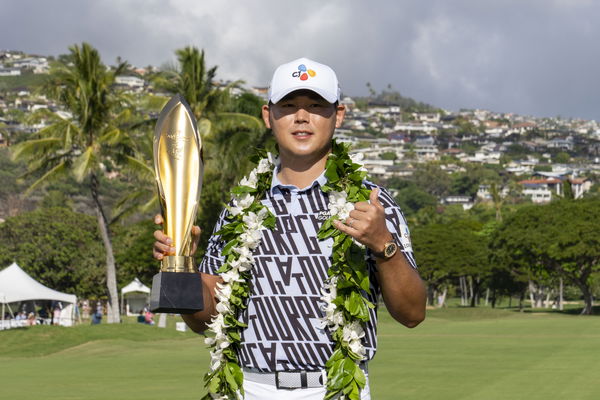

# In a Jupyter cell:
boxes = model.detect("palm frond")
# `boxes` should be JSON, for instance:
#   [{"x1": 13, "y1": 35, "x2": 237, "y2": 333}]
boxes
[
  {"x1": 24, "y1": 161, "x2": 68, "y2": 196},
  {"x1": 11, "y1": 138, "x2": 62, "y2": 161},
  {"x1": 72, "y1": 146, "x2": 96, "y2": 182},
  {"x1": 123, "y1": 155, "x2": 154, "y2": 180}
]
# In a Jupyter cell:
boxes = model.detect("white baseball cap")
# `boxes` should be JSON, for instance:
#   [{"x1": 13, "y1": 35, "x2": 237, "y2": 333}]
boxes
[{"x1": 268, "y1": 57, "x2": 341, "y2": 104}]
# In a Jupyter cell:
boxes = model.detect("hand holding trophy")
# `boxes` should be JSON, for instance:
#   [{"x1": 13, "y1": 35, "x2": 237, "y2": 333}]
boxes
[{"x1": 150, "y1": 94, "x2": 204, "y2": 314}]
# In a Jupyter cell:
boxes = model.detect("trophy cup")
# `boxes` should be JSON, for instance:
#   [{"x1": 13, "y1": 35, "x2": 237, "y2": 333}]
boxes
[{"x1": 149, "y1": 94, "x2": 204, "y2": 314}]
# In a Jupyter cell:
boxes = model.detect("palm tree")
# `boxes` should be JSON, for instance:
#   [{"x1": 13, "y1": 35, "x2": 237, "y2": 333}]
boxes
[
  {"x1": 127, "y1": 47, "x2": 270, "y2": 252},
  {"x1": 12, "y1": 42, "x2": 133, "y2": 323}
]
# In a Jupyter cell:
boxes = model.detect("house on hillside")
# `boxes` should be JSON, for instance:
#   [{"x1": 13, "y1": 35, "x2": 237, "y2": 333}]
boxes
[
  {"x1": 443, "y1": 195, "x2": 474, "y2": 210},
  {"x1": 115, "y1": 75, "x2": 146, "y2": 92},
  {"x1": 0, "y1": 67, "x2": 21, "y2": 76},
  {"x1": 517, "y1": 175, "x2": 591, "y2": 203},
  {"x1": 518, "y1": 178, "x2": 562, "y2": 203}
]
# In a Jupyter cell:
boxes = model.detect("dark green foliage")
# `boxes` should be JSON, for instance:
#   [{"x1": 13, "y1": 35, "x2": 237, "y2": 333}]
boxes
[
  {"x1": 412, "y1": 219, "x2": 490, "y2": 306},
  {"x1": 393, "y1": 183, "x2": 437, "y2": 216},
  {"x1": 0, "y1": 208, "x2": 105, "y2": 298},
  {"x1": 490, "y1": 199, "x2": 600, "y2": 314},
  {"x1": 113, "y1": 219, "x2": 159, "y2": 289}
]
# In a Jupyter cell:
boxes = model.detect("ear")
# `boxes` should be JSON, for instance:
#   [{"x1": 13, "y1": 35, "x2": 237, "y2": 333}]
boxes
[
  {"x1": 261, "y1": 105, "x2": 271, "y2": 129},
  {"x1": 335, "y1": 104, "x2": 346, "y2": 128}
]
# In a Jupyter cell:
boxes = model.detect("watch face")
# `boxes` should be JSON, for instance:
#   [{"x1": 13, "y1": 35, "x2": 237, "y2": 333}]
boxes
[{"x1": 384, "y1": 242, "x2": 397, "y2": 258}]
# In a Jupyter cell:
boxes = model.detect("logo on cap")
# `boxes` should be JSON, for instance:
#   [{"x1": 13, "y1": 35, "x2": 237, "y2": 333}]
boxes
[{"x1": 291, "y1": 64, "x2": 316, "y2": 81}]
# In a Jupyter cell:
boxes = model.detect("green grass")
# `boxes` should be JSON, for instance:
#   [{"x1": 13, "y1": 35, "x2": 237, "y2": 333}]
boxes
[{"x1": 2, "y1": 309, "x2": 600, "y2": 399}]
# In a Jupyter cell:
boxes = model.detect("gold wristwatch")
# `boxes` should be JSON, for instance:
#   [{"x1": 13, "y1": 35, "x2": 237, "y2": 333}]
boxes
[{"x1": 373, "y1": 240, "x2": 398, "y2": 260}]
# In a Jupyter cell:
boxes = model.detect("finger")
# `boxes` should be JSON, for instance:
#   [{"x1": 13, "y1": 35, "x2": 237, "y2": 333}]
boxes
[
  {"x1": 334, "y1": 219, "x2": 355, "y2": 236},
  {"x1": 349, "y1": 208, "x2": 369, "y2": 219},
  {"x1": 191, "y1": 225, "x2": 202, "y2": 238},
  {"x1": 154, "y1": 214, "x2": 163, "y2": 225},
  {"x1": 154, "y1": 241, "x2": 174, "y2": 255},
  {"x1": 153, "y1": 229, "x2": 172, "y2": 245},
  {"x1": 191, "y1": 225, "x2": 202, "y2": 254},
  {"x1": 152, "y1": 249, "x2": 164, "y2": 260},
  {"x1": 370, "y1": 187, "x2": 382, "y2": 208},
  {"x1": 353, "y1": 201, "x2": 371, "y2": 212}
]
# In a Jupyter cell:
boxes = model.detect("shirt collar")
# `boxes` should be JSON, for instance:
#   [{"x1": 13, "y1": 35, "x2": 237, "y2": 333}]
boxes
[{"x1": 270, "y1": 164, "x2": 328, "y2": 194}]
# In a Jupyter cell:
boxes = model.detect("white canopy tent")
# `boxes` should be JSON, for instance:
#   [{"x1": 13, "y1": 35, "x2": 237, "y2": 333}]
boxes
[
  {"x1": 0, "y1": 262, "x2": 77, "y2": 329},
  {"x1": 121, "y1": 277, "x2": 150, "y2": 316}
]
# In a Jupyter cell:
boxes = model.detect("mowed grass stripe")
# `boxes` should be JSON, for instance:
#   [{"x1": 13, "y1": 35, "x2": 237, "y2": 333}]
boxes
[
  {"x1": 369, "y1": 309, "x2": 600, "y2": 400},
  {"x1": 2, "y1": 309, "x2": 600, "y2": 399}
]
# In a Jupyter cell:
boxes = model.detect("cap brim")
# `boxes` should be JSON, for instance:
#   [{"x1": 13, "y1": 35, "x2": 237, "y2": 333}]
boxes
[{"x1": 270, "y1": 86, "x2": 338, "y2": 104}]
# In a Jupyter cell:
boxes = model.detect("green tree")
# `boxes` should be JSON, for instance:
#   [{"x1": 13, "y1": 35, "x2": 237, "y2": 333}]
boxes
[
  {"x1": 379, "y1": 151, "x2": 397, "y2": 161},
  {"x1": 413, "y1": 162, "x2": 451, "y2": 198},
  {"x1": 11, "y1": 42, "x2": 132, "y2": 322},
  {"x1": 113, "y1": 220, "x2": 159, "y2": 288},
  {"x1": 490, "y1": 200, "x2": 600, "y2": 314},
  {"x1": 412, "y1": 220, "x2": 490, "y2": 307},
  {"x1": 393, "y1": 183, "x2": 437, "y2": 216},
  {"x1": 554, "y1": 152, "x2": 571, "y2": 164},
  {"x1": 0, "y1": 208, "x2": 105, "y2": 298}
]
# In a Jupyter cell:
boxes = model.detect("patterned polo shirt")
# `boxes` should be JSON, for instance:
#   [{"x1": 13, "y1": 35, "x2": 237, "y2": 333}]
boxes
[{"x1": 200, "y1": 168, "x2": 417, "y2": 372}]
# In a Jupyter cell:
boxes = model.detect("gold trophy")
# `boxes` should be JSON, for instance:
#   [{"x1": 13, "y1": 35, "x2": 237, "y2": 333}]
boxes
[{"x1": 149, "y1": 94, "x2": 204, "y2": 314}]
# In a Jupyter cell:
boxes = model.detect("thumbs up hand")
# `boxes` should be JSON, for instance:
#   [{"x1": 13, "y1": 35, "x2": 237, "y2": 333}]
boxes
[{"x1": 333, "y1": 187, "x2": 393, "y2": 253}]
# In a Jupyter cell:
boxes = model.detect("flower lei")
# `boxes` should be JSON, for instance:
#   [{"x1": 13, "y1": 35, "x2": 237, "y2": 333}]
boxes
[{"x1": 202, "y1": 140, "x2": 374, "y2": 400}]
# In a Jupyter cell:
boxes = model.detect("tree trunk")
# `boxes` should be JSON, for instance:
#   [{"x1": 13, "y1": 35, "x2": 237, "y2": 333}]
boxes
[
  {"x1": 427, "y1": 287, "x2": 435, "y2": 307},
  {"x1": 485, "y1": 288, "x2": 490, "y2": 306},
  {"x1": 460, "y1": 276, "x2": 468, "y2": 306},
  {"x1": 574, "y1": 280, "x2": 594, "y2": 315},
  {"x1": 468, "y1": 276, "x2": 474, "y2": 305},
  {"x1": 91, "y1": 174, "x2": 120, "y2": 324},
  {"x1": 470, "y1": 277, "x2": 481, "y2": 307},
  {"x1": 519, "y1": 291, "x2": 525, "y2": 312},
  {"x1": 437, "y1": 287, "x2": 447, "y2": 308},
  {"x1": 528, "y1": 280, "x2": 535, "y2": 308},
  {"x1": 559, "y1": 277, "x2": 564, "y2": 311}
]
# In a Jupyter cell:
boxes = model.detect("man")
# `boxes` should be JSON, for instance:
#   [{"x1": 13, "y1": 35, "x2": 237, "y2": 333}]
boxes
[{"x1": 153, "y1": 57, "x2": 426, "y2": 399}]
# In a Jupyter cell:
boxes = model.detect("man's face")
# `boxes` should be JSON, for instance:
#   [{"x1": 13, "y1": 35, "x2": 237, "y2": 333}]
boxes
[{"x1": 262, "y1": 90, "x2": 345, "y2": 163}]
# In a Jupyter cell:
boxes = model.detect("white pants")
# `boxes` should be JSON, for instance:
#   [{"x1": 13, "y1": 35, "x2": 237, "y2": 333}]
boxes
[{"x1": 242, "y1": 372, "x2": 371, "y2": 400}]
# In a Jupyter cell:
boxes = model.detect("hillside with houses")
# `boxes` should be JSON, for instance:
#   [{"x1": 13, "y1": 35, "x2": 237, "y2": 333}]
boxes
[{"x1": 1, "y1": 48, "x2": 599, "y2": 218}]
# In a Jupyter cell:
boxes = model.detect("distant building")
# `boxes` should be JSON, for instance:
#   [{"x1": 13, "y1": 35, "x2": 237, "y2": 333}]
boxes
[
  {"x1": 115, "y1": 75, "x2": 146, "y2": 91},
  {"x1": 518, "y1": 178, "x2": 562, "y2": 203},
  {"x1": 516, "y1": 176, "x2": 591, "y2": 203},
  {"x1": 443, "y1": 195, "x2": 474, "y2": 210},
  {"x1": 0, "y1": 67, "x2": 21, "y2": 76}
]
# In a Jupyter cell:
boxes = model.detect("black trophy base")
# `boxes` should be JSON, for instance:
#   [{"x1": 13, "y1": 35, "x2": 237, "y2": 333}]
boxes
[{"x1": 150, "y1": 271, "x2": 204, "y2": 314}]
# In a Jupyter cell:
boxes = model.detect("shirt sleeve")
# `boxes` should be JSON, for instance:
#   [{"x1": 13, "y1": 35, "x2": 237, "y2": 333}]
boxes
[
  {"x1": 198, "y1": 207, "x2": 229, "y2": 275},
  {"x1": 365, "y1": 182, "x2": 418, "y2": 269}
]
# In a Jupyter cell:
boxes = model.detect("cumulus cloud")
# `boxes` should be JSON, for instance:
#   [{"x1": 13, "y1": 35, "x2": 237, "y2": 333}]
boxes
[{"x1": 1, "y1": 0, "x2": 599, "y2": 119}]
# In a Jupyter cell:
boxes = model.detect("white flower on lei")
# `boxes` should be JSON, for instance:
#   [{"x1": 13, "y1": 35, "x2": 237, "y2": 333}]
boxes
[
  {"x1": 215, "y1": 281, "x2": 233, "y2": 302},
  {"x1": 229, "y1": 257, "x2": 252, "y2": 272},
  {"x1": 239, "y1": 169, "x2": 258, "y2": 189},
  {"x1": 221, "y1": 269, "x2": 242, "y2": 284},
  {"x1": 343, "y1": 320, "x2": 366, "y2": 359},
  {"x1": 233, "y1": 245, "x2": 254, "y2": 265},
  {"x1": 328, "y1": 190, "x2": 355, "y2": 220},
  {"x1": 349, "y1": 152, "x2": 367, "y2": 171},
  {"x1": 242, "y1": 209, "x2": 268, "y2": 231},
  {"x1": 320, "y1": 276, "x2": 345, "y2": 331},
  {"x1": 256, "y1": 157, "x2": 272, "y2": 174},
  {"x1": 266, "y1": 152, "x2": 278, "y2": 167},
  {"x1": 240, "y1": 229, "x2": 262, "y2": 250},
  {"x1": 227, "y1": 193, "x2": 255, "y2": 216}
]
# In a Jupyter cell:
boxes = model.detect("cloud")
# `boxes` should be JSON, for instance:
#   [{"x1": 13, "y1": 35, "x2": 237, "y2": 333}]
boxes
[{"x1": 1, "y1": 0, "x2": 599, "y2": 120}]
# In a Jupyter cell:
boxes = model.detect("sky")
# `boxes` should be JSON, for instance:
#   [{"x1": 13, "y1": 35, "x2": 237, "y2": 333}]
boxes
[{"x1": 2, "y1": 0, "x2": 600, "y2": 121}]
